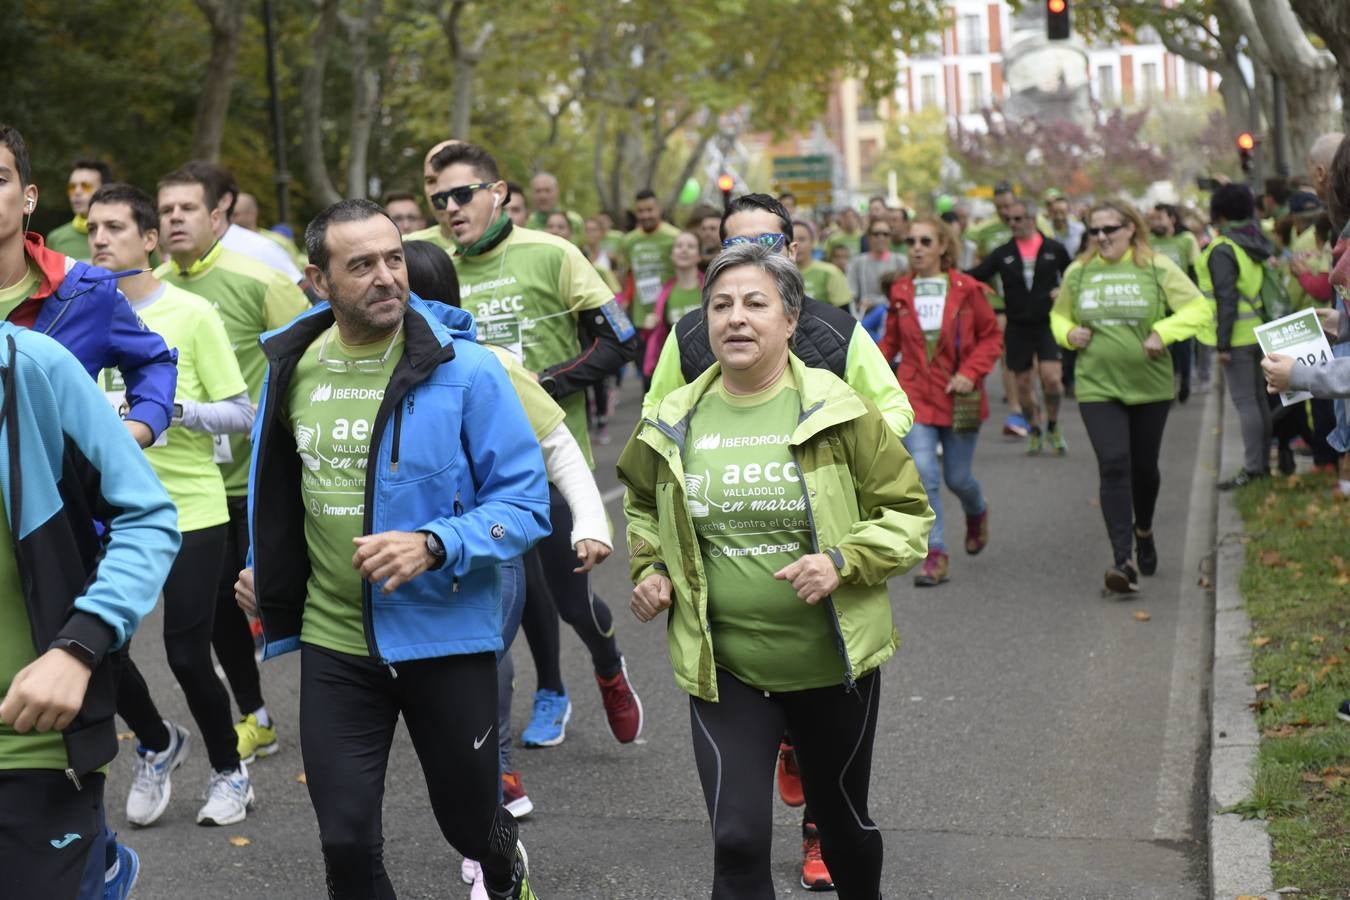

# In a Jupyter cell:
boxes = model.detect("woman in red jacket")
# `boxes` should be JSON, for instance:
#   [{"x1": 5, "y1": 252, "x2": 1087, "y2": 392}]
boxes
[{"x1": 881, "y1": 215, "x2": 1003, "y2": 586}]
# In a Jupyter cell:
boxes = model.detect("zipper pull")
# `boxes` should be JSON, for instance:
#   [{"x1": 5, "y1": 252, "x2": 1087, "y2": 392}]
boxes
[
  {"x1": 65, "y1": 767, "x2": 83, "y2": 791},
  {"x1": 453, "y1": 492, "x2": 463, "y2": 516},
  {"x1": 386, "y1": 662, "x2": 399, "y2": 679}
]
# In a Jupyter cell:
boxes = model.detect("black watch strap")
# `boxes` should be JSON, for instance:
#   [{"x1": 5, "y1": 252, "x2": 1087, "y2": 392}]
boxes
[
  {"x1": 825, "y1": 547, "x2": 845, "y2": 571},
  {"x1": 51, "y1": 638, "x2": 97, "y2": 669},
  {"x1": 421, "y1": 530, "x2": 447, "y2": 564}
]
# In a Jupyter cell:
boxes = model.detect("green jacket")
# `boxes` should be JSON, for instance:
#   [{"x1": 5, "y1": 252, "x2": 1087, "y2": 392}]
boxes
[{"x1": 617, "y1": 355, "x2": 933, "y2": 702}]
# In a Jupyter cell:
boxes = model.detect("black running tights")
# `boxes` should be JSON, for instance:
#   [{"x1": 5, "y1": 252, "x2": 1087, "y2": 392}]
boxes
[
  {"x1": 213, "y1": 496, "x2": 265, "y2": 716},
  {"x1": 1079, "y1": 399, "x2": 1171, "y2": 568}
]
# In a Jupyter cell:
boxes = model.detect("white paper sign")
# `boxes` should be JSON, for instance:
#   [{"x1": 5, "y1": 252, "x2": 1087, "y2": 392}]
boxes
[{"x1": 1254, "y1": 308, "x2": 1335, "y2": 406}]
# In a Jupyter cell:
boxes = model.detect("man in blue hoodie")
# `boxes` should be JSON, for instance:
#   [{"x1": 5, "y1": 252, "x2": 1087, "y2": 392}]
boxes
[
  {"x1": 0, "y1": 125, "x2": 176, "y2": 447},
  {"x1": 235, "y1": 199, "x2": 550, "y2": 899}
]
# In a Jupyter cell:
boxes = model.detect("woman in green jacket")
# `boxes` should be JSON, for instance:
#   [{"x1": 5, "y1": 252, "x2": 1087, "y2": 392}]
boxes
[
  {"x1": 618, "y1": 243, "x2": 932, "y2": 899},
  {"x1": 1052, "y1": 199, "x2": 1211, "y2": 594}
]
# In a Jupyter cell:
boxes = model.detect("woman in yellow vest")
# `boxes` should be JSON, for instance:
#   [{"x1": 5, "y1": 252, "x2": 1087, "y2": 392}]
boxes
[{"x1": 1198, "y1": 185, "x2": 1277, "y2": 489}]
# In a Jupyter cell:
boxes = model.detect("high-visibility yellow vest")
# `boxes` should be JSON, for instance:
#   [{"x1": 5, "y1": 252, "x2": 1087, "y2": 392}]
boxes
[{"x1": 1196, "y1": 235, "x2": 1262, "y2": 347}]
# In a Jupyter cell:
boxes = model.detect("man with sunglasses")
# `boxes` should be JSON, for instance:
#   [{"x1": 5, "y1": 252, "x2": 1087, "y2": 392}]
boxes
[
  {"x1": 417, "y1": 141, "x2": 646, "y2": 751},
  {"x1": 967, "y1": 197, "x2": 1073, "y2": 455},
  {"x1": 45, "y1": 158, "x2": 111, "y2": 261},
  {"x1": 847, "y1": 215, "x2": 908, "y2": 325}
]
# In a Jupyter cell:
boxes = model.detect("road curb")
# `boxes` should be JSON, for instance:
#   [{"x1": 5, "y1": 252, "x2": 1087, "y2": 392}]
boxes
[{"x1": 1208, "y1": 380, "x2": 1276, "y2": 900}]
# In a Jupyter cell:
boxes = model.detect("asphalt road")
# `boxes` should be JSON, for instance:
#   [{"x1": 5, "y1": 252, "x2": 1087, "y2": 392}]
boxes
[{"x1": 106, "y1": 371, "x2": 1216, "y2": 899}]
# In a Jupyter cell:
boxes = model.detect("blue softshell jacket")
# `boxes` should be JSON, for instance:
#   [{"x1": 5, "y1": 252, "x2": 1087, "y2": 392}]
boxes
[
  {"x1": 248, "y1": 296, "x2": 552, "y2": 664},
  {"x1": 0, "y1": 324, "x2": 180, "y2": 778}
]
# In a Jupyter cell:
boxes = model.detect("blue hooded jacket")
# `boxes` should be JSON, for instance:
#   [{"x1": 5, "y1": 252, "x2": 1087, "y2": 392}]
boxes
[{"x1": 247, "y1": 296, "x2": 551, "y2": 664}]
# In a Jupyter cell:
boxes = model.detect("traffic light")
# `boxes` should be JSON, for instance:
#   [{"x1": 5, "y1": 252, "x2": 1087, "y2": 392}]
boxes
[
  {"x1": 717, "y1": 173, "x2": 734, "y2": 210},
  {"x1": 1047, "y1": 0, "x2": 1070, "y2": 41},
  {"x1": 1237, "y1": 132, "x2": 1256, "y2": 175}
]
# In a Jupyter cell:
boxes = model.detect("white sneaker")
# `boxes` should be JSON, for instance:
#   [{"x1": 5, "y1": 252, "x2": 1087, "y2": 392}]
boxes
[
  {"x1": 125, "y1": 720, "x2": 190, "y2": 826},
  {"x1": 196, "y1": 762, "x2": 254, "y2": 826},
  {"x1": 461, "y1": 857, "x2": 479, "y2": 885},
  {"x1": 469, "y1": 865, "x2": 488, "y2": 900}
]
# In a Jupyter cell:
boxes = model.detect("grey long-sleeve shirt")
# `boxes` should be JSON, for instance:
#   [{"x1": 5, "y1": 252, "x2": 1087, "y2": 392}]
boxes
[{"x1": 1289, "y1": 310, "x2": 1350, "y2": 398}]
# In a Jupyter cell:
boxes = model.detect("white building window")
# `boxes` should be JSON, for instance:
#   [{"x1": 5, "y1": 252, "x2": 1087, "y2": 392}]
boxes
[
  {"x1": 1141, "y1": 62, "x2": 1159, "y2": 100},
  {"x1": 960, "y1": 14, "x2": 985, "y2": 55},
  {"x1": 1098, "y1": 64, "x2": 1115, "y2": 105},
  {"x1": 1185, "y1": 62, "x2": 1201, "y2": 96},
  {"x1": 921, "y1": 74, "x2": 939, "y2": 110},
  {"x1": 968, "y1": 71, "x2": 985, "y2": 113}
]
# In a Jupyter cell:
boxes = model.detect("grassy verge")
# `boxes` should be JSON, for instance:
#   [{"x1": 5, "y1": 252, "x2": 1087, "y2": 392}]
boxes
[{"x1": 1230, "y1": 473, "x2": 1350, "y2": 898}]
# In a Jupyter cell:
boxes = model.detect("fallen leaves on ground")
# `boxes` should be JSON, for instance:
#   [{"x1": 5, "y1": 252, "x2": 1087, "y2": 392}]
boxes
[
  {"x1": 1253, "y1": 636, "x2": 1273, "y2": 648},
  {"x1": 116, "y1": 731, "x2": 134, "y2": 741},
  {"x1": 1254, "y1": 682, "x2": 1271, "y2": 693},
  {"x1": 296, "y1": 772, "x2": 307, "y2": 784},
  {"x1": 228, "y1": 836, "x2": 251, "y2": 847},
  {"x1": 1134, "y1": 611, "x2": 1151, "y2": 622},
  {"x1": 1290, "y1": 683, "x2": 1310, "y2": 700},
  {"x1": 1260, "y1": 549, "x2": 1286, "y2": 568}
]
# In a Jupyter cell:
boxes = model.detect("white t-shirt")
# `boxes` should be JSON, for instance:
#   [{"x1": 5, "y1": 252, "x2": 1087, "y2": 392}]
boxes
[{"x1": 223, "y1": 223, "x2": 303, "y2": 283}]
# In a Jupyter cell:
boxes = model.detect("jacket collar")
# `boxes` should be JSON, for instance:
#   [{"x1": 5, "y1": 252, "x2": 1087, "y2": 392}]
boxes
[
  {"x1": 261, "y1": 294, "x2": 460, "y2": 373},
  {"x1": 21, "y1": 233, "x2": 73, "y2": 302}
]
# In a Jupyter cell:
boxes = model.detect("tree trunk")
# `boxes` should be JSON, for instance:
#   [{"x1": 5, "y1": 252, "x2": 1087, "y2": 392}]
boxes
[
  {"x1": 1289, "y1": 0, "x2": 1350, "y2": 135},
  {"x1": 662, "y1": 122, "x2": 718, "y2": 213},
  {"x1": 299, "y1": 0, "x2": 342, "y2": 208},
  {"x1": 191, "y1": 0, "x2": 246, "y2": 161},
  {"x1": 442, "y1": 1, "x2": 495, "y2": 139},
  {"x1": 343, "y1": 0, "x2": 383, "y2": 199}
]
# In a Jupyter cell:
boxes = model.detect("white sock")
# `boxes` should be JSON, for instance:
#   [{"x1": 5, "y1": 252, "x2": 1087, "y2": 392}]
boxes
[
  {"x1": 252, "y1": 706, "x2": 271, "y2": 728},
  {"x1": 1338, "y1": 480, "x2": 1350, "y2": 496}
]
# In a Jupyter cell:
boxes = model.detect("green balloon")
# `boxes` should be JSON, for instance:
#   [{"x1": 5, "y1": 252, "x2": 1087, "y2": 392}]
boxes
[
  {"x1": 936, "y1": 194, "x2": 956, "y2": 214},
  {"x1": 679, "y1": 178, "x2": 701, "y2": 205}
]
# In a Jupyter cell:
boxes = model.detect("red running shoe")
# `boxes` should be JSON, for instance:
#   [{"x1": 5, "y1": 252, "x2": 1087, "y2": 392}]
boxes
[
  {"x1": 501, "y1": 770, "x2": 534, "y2": 819},
  {"x1": 800, "y1": 824, "x2": 834, "y2": 892},
  {"x1": 596, "y1": 657, "x2": 644, "y2": 743},
  {"x1": 964, "y1": 507, "x2": 989, "y2": 555},
  {"x1": 777, "y1": 742, "x2": 805, "y2": 807}
]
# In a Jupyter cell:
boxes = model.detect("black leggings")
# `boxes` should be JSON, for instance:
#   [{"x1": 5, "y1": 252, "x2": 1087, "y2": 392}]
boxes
[
  {"x1": 690, "y1": 668, "x2": 883, "y2": 900},
  {"x1": 118, "y1": 524, "x2": 239, "y2": 772},
  {"x1": 0, "y1": 772, "x2": 106, "y2": 899},
  {"x1": 213, "y1": 496, "x2": 265, "y2": 717},
  {"x1": 1079, "y1": 400, "x2": 1171, "y2": 568},
  {"x1": 300, "y1": 645, "x2": 519, "y2": 899},
  {"x1": 522, "y1": 483, "x2": 621, "y2": 692}
]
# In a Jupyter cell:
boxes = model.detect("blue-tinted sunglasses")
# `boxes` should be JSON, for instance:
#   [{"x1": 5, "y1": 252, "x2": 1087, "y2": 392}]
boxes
[{"x1": 721, "y1": 232, "x2": 787, "y2": 251}]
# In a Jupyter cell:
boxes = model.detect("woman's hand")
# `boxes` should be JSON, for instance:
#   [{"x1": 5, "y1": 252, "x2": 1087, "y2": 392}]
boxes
[
  {"x1": 573, "y1": 539, "x2": 611, "y2": 573},
  {"x1": 774, "y1": 553, "x2": 841, "y2": 605},
  {"x1": 946, "y1": 373, "x2": 974, "y2": 394},
  {"x1": 1260, "y1": 353, "x2": 1296, "y2": 393},
  {"x1": 1142, "y1": 331, "x2": 1166, "y2": 359},
  {"x1": 1316, "y1": 306, "x2": 1342, "y2": 338},
  {"x1": 1067, "y1": 326, "x2": 1093, "y2": 349},
  {"x1": 631, "y1": 573, "x2": 673, "y2": 622}
]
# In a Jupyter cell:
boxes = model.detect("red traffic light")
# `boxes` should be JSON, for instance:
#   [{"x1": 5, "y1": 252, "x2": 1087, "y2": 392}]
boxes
[
  {"x1": 1048, "y1": 0, "x2": 1066, "y2": 12},
  {"x1": 717, "y1": 174, "x2": 734, "y2": 193},
  {"x1": 1046, "y1": 0, "x2": 1070, "y2": 40},
  {"x1": 1236, "y1": 132, "x2": 1256, "y2": 151}
]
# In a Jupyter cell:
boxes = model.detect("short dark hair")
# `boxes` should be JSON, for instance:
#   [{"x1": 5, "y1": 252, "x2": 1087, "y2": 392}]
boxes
[
  {"x1": 159, "y1": 161, "x2": 225, "y2": 211},
  {"x1": 1263, "y1": 176, "x2": 1291, "y2": 207},
  {"x1": 381, "y1": 190, "x2": 419, "y2": 206},
  {"x1": 635, "y1": 188, "x2": 658, "y2": 203},
  {"x1": 778, "y1": 192, "x2": 797, "y2": 203},
  {"x1": 428, "y1": 142, "x2": 500, "y2": 181},
  {"x1": 791, "y1": 218, "x2": 815, "y2": 240},
  {"x1": 505, "y1": 181, "x2": 524, "y2": 203},
  {"x1": 70, "y1": 158, "x2": 113, "y2": 185},
  {"x1": 720, "y1": 193, "x2": 792, "y2": 242},
  {"x1": 404, "y1": 239, "x2": 461, "y2": 307},
  {"x1": 305, "y1": 198, "x2": 397, "y2": 275},
  {"x1": 0, "y1": 124, "x2": 31, "y2": 186},
  {"x1": 89, "y1": 183, "x2": 158, "y2": 236},
  {"x1": 1210, "y1": 183, "x2": 1255, "y2": 223}
]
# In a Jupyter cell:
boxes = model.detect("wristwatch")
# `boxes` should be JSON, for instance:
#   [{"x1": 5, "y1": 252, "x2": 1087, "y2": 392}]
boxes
[
  {"x1": 51, "y1": 638, "x2": 97, "y2": 669},
  {"x1": 825, "y1": 547, "x2": 846, "y2": 571},
  {"x1": 421, "y1": 530, "x2": 447, "y2": 567}
]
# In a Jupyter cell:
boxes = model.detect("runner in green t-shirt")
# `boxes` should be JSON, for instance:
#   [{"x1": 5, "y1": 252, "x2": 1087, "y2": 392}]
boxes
[
  {"x1": 425, "y1": 141, "x2": 643, "y2": 749},
  {"x1": 792, "y1": 220, "x2": 851, "y2": 307},
  {"x1": 621, "y1": 190, "x2": 681, "y2": 331},
  {"x1": 525, "y1": 172, "x2": 585, "y2": 247},
  {"x1": 45, "y1": 159, "x2": 110, "y2": 260},
  {"x1": 88, "y1": 183, "x2": 262, "y2": 829}
]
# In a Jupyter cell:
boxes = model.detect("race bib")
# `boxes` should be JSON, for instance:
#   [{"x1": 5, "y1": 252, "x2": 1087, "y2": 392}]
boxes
[
  {"x1": 479, "y1": 316, "x2": 525, "y2": 361},
  {"x1": 637, "y1": 276, "x2": 663, "y2": 305}
]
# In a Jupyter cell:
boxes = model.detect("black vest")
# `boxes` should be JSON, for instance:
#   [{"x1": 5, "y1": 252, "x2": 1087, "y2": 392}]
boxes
[{"x1": 674, "y1": 296, "x2": 853, "y2": 384}]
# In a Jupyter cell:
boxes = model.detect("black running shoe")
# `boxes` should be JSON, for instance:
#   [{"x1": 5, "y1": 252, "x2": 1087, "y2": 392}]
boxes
[
  {"x1": 1135, "y1": 529, "x2": 1157, "y2": 576},
  {"x1": 1105, "y1": 562, "x2": 1139, "y2": 594}
]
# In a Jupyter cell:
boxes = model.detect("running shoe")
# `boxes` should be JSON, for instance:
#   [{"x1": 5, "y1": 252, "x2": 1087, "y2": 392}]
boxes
[
  {"x1": 964, "y1": 508, "x2": 989, "y2": 555},
  {"x1": 1104, "y1": 562, "x2": 1140, "y2": 595},
  {"x1": 1135, "y1": 528, "x2": 1157, "y2": 576},
  {"x1": 483, "y1": 840, "x2": 538, "y2": 900},
  {"x1": 126, "y1": 720, "x2": 190, "y2": 827},
  {"x1": 1217, "y1": 470, "x2": 1266, "y2": 491},
  {"x1": 103, "y1": 842, "x2": 140, "y2": 900},
  {"x1": 777, "y1": 743, "x2": 805, "y2": 807},
  {"x1": 196, "y1": 764, "x2": 254, "y2": 826},
  {"x1": 521, "y1": 689, "x2": 571, "y2": 748},
  {"x1": 502, "y1": 770, "x2": 534, "y2": 818},
  {"x1": 913, "y1": 549, "x2": 949, "y2": 587},
  {"x1": 1027, "y1": 430, "x2": 1043, "y2": 455},
  {"x1": 596, "y1": 657, "x2": 644, "y2": 744},
  {"x1": 595, "y1": 424, "x2": 612, "y2": 446},
  {"x1": 800, "y1": 824, "x2": 834, "y2": 892},
  {"x1": 234, "y1": 713, "x2": 278, "y2": 765},
  {"x1": 1047, "y1": 428, "x2": 1067, "y2": 456},
  {"x1": 462, "y1": 857, "x2": 480, "y2": 885},
  {"x1": 1337, "y1": 699, "x2": 1350, "y2": 723},
  {"x1": 1002, "y1": 413, "x2": 1029, "y2": 437}
]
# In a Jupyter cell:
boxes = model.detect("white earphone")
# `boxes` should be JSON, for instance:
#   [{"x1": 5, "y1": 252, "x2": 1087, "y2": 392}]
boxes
[{"x1": 491, "y1": 194, "x2": 500, "y2": 215}]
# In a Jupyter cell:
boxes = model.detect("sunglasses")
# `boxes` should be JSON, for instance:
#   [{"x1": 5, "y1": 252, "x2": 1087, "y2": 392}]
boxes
[
  {"x1": 1006, "y1": 215, "x2": 1026, "y2": 223},
  {"x1": 67, "y1": 181, "x2": 98, "y2": 195},
  {"x1": 870, "y1": 230, "x2": 892, "y2": 238},
  {"x1": 721, "y1": 232, "x2": 786, "y2": 250},
  {"x1": 1087, "y1": 224, "x2": 1126, "y2": 237},
  {"x1": 429, "y1": 182, "x2": 496, "y2": 210},
  {"x1": 904, "y1": 235, "x2": 936, "y2": 248}
]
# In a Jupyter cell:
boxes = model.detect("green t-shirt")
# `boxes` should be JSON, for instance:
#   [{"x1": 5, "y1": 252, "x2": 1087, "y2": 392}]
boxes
[
  {"x1": 46, "y1": 219, "x2": 91, "y2": 260},
  {"x1": 100, "y1": 283, "x2": 247, "y2": 533},
  {"x1": 526, "y1": 209, "x2": 586, "y2": 247},
  {"x1": 158, "y1": 244, "x2": 310, "y2": 496},
  {"x1": 285, "y1": 327, "x2": 407, "y2": 657},
  {"x1": 622, "y1": 222, "x2": 680, "y2": 330},
  {"x1": 0, "y1": 512, "x2": 67, "y2": 771},
  {"x1": 404, "y1": 224, "x2": 454, "y2": 251},
  {"x1": 970, "y1": 219, "x2": 1013, "y2": 259},
  {"x1": 665, "y1": 285, "x2": 703, "y2": 326},
  {"x1": 823, "y1": 231, "x2": 862, "y2": 259},
  {"x1": 683, "y1": 370, "x2": 842, "y2": 692},
  {"x1": 801, "y1": 260, "x2": 852, "y2": 308},
  {"x1": 484, "y1": 344, "x2": 567, "y2": 442},
  {"x1": 0, "y1": 262, "x2": 39, "y2": 320},
  {"x1": 1150, "y1": 232, "x2": 1199, "y2": 275},
  {"x1": 913, "y1": 275, "x2": 948, "y2": 358},
  {"x1": 1062, "y1": 256, "x2": 1192, "y2": 405},
  {"x1": 453, "y1": 226, "x2": 618, "y2": 467}
]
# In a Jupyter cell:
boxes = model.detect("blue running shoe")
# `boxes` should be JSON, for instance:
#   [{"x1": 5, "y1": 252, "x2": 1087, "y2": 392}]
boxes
[
  {"x1": 104, "y1": 842, "x2": 140, "y2": 900},
  {"x1": 1002, "y1": 413, "x2": 1029, "y2": 438},
  {"x1": 521, "y1": 689, "x2": 571, "y2": 748}
]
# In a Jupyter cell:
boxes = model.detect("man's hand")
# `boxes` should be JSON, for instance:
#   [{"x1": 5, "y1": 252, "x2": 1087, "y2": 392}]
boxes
[
  {"x1": 1316, "y1": 306, "x2": 1342, "y2": 339},
  {"x1": 1218, "y1": 351, "x2": 1233, "y2": 366},
  {"x1": 630, "y1": 573, "x2": 672, "y2": 622},
  {"x1": 574, "y1": 539, "x2": 611, "y2": 573},
  {"x1": 125, "y1": 420, "x2": 153, "y2": 448},
  {"x1": 1067, "y1": 326, "x2": 1093, "y2": 349},
  {"x1": 1142, "y1": 331, "x2": 1166, "y2": 359},
  {"x1": 1261, "y1": 353, "x2": 1297, "y2": 393},
  {"x1": 773, "y1": 553, "x2": 841, "y2": 606},
  {"x1": 352, "y1": 531, "x2": 436, "y2": 594},
  {"x1": 946, "y1": 373, "x2": 975, "y2": 394},
  {"x1": 0, "y1": 649, "x2": 93, "y2": 734},
  {"x1": 235, "y1": 567, "x2": 257, "y2": 616}
]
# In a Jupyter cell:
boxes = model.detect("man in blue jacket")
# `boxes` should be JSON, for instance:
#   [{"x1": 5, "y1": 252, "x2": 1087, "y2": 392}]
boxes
[
  {"x1": 234, "y1": 199, "x2": 550, "y2": 899},
  {"x1": 0, "y1": 125, "x2": 177, "y2": 447},
  {"x1": 0, "y1": 323, "x2": 180, "y2": 899}
]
